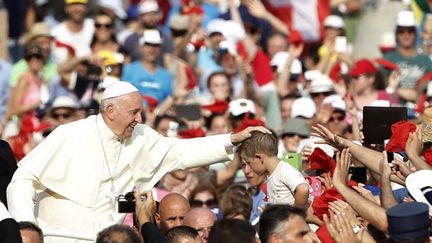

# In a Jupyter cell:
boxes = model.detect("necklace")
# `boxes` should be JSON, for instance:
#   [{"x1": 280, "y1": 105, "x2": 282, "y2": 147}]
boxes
[{"x1": 95, "y1": 117, "x2": 123, "y2": 208}]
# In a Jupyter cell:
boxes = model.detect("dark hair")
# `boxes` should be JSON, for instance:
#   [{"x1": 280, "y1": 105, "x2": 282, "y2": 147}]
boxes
[
  {"x1": 205, "y1": 113, "x2": 227, "y2": 130},
  {"x1": 259, "y1": 204, "x2": 307, "y2": 243},
  {"x1": 237, "y1": 131, "x2": 279, "y2": 159},
  {"x1": 188, "y1": 183, "x2": 218, "y2": 205},
  {"x1": 219, "y1": 184, "x2": 253, "y2": 221},
  {"x1": 90, "y1": 11, "x2": 118, "y2": 49},
  {"x1": 153, "y1": 114, "x2": 176, "y2": 130},
  {"x1": 208, "y1": 219, "x2": 256, "y2": 243},
  {"x1": 166, "y1": 226, "x2": 199, "y2": 243},
  {"x1": 18, "y1": 221, "x2": 44, "y2": 243},
  {"x1": 206, "y1": 71, "x2": 231, "y2": 90},
  {"x1": 95, "y1": 224, "x2": 141, "y2": 243}
]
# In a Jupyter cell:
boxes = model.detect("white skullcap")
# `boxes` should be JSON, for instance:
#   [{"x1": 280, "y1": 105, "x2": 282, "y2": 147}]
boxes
[{"x1": 102, "y1": 81, "x2": 139, "y2": 100}]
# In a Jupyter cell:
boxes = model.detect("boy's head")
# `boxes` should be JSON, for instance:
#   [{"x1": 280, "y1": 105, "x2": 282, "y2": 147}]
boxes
[{"x1": 237, "y1": 131, "x2": 278, "y2": 175}]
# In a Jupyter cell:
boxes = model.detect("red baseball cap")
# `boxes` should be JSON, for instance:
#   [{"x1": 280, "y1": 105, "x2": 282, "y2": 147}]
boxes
[{"x1": 350, "y1": 59, "x2": 378, "y2": 77}]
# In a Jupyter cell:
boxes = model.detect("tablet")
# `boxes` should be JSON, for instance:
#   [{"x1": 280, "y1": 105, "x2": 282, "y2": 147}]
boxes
[{"x1": 362, "y1": 106, "x2": 407, "y2": 144}]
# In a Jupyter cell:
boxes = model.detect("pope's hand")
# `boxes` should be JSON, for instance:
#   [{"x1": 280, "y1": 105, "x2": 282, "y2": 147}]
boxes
[{"x1": 230, "y1": 126, "x2": 271, "y2": 145}]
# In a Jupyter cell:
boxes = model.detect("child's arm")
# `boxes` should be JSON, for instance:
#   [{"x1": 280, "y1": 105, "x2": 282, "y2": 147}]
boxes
[{"x1": 293, "y1": 183, "x2": 310, "y2": 208}]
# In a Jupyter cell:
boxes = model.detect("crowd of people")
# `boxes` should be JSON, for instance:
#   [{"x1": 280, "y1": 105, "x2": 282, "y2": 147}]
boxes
[{"x1": 0, "y1": 0, "x2": 432, "y2": 242}]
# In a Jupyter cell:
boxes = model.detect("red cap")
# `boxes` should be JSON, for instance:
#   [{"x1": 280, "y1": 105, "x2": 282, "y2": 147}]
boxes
[
  {"x1": 178, "y1": 127, "x2": 206, "y2": 138},
  {"x1": 384, "y1": 120, "x2": 417, "y2": 152},
  {"x1": 233, "y1": 113, "x2": 266, "y2": 133},
  {"x1": 309, "y1": 147, "x2": 336, "y2": 175},
  {"x1": 288, "y1": 29, "x2": 303, "y2": 46},
  {"x1": 201, "y1": 100, "x2": 229, "y2": 114},
  {"x1": 350, "y1": 59, "x2": 378, "y2": 77}
]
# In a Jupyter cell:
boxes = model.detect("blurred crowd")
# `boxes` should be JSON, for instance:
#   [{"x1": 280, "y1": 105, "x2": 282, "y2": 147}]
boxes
[{"x1": 1, "y1": 0, "x2": 432, "y2": 242}]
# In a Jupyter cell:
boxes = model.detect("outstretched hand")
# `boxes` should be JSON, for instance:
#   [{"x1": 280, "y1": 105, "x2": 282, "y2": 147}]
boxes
[
  {"x1": 230, "y1": 126, "x2": 272, "y2": 145},
  {"x1": 311, "y1": 124, "x2": 346, "y2": 149},
  {"x1": 333, "y1": 148, "x2": 351, "y2": 189},
  {"x1": 135, "y1": 190, "x2": 156, "y2": 227}
]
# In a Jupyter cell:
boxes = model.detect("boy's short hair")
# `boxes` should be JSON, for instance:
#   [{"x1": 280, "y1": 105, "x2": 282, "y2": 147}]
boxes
[{"x1": 237, "y1": 131, "x2": 278, "y2": 158}]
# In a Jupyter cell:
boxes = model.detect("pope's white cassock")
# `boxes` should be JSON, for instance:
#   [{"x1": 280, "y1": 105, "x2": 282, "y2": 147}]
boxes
[{"x1": 7, "y1": 113, "x2": 234, "y2": 242}]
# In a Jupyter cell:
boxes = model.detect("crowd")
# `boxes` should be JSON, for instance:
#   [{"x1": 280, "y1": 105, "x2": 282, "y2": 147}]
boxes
[{"x1": 0, "y1": 0, "x2": 432, "y2": 242}]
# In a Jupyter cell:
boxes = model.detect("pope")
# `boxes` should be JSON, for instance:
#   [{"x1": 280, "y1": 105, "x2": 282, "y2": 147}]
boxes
[{"x1": 6, "y1": 81, "x2": 270, "y2": 242}]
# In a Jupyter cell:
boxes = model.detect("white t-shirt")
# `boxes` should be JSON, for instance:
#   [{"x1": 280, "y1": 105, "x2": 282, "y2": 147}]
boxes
[
  {"x1": 267, "y1": 161, "x2": 310, "y2": 205},
  {"x1": 51, "y1": 18, "x2": 95, "y2": 63}
]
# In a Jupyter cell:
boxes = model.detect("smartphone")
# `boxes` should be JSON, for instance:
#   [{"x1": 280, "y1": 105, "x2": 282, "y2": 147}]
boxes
[
  {"x1": 348, "y1": 167, "x2": 367, "y2": 184},
  {"x1": 281, "y1": 152, "x2": 301, "y2": 171},
  {"x1": 167, "y1": 121, "x2": 179, "y2": 137},
  {"x1": 335, "y1": 36, "x2": 347, "y2": 53},
  {"x1": 386, "y1": 151, "x2": 394, "y2": 163}
]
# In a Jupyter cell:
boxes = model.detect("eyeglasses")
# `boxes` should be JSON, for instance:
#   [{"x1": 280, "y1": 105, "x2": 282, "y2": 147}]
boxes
[
  {"x1": 52, "y1": 112, "x2": 72, "y2": 119},
  {"x1": 191, "y1": 199, "x2": 216, "y2": 207},
  {"x1": 329, "y1": 115, "x2": 345, "y2": 122},
  {"x1": 95, "y1": 23, "x2": 114, "y2": 29}
]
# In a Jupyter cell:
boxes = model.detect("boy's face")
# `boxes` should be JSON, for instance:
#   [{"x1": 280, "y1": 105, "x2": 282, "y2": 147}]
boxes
[{"x1": 240, "y1": 153, "x2": 267, "y2": 176}]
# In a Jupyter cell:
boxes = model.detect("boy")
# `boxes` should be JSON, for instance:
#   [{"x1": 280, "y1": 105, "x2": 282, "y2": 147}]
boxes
[{"x1": 238, "y1": 132, "x2": 311, "y2": 208}]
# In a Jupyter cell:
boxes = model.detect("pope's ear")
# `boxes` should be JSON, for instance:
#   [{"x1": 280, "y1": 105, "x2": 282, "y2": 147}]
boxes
[{"x1": 105, "y1": 103, "x2": 115, "y2": 120}]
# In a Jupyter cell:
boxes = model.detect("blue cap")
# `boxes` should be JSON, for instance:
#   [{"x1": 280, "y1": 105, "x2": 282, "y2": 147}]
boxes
[{"x1": 387, "y1": 202, "x2": 430, "y2": 241}]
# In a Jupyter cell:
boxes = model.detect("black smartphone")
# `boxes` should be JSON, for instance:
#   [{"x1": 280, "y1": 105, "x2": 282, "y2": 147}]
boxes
[
  {"x1": 386, "y1": 151, "x2": 394, "y2": 163},
  {"x1": 349, "y1": 167, "x2": 367, "y2": 184}
]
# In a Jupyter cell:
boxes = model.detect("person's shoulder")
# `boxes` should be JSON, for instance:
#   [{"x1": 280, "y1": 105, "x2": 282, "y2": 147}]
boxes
[
  {"x1": 383, "y1": 50, "x2": 400, "y2": 60},
  {"x1": 50, "y1": 22, "x2": 67, "y2": 35}
]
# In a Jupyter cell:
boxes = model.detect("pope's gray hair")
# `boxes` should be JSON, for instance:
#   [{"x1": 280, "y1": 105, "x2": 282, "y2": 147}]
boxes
[{"x1": 99, "y1": 96, "x2": 122, "y2": 114}]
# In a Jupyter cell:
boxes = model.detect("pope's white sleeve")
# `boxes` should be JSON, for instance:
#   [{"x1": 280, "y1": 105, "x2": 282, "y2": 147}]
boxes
[
  {"x1": 0, "y1": 201, "x2": 11, "y2": 221},
  {"x1": 7, "y1": 167, "x2": 41, "y2": 223}
]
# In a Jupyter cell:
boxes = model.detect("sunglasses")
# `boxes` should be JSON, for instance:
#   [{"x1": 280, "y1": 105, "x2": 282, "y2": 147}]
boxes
[
  {"x1": 191, "y1": 199, "x2": 216, "y2": 207},
  {"x1": 311, "y1": 92, "x2": 332, "y2": 98},
  {"x1": 282, "y1": 133, "x2": 308, "y2": 139},
  {"x1": 397, "y1": 27, "x2": 416, "y2": 34},
  {"x1": 329, "y1": 115, "x2": 345, "y2": 122},
  {"x1": 52, "y1": 112, "x2": 72, "y2": 119},
  {"x1": 95, "y1": 23, "x2": 114, "y2": 29}
]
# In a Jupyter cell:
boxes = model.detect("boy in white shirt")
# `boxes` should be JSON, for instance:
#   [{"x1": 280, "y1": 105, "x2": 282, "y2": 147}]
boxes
[{"x1": 238, "y1": 132, "x2": 311, "y2": 208}]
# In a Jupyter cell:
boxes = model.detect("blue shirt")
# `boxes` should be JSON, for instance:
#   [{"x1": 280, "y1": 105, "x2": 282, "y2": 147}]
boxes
[
  {"x1": 0, "y1": 60, "x2": 12, "y2": 121},
  {"x1": 122, "y1": 61, "x2": 173, "y2": 104},
  {"x1": 250, "y1": 187, "x2": 267, "y2": 224}
]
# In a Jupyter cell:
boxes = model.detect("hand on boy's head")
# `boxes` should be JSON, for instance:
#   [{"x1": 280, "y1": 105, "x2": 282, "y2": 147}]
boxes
[{"x1": 230, "y1": 126, "x2": 271, "y2": 145}]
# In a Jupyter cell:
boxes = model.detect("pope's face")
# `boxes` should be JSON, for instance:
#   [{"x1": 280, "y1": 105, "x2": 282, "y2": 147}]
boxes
[{"x1": 113, "y1": 92, "x2": 143, "y2": 139}]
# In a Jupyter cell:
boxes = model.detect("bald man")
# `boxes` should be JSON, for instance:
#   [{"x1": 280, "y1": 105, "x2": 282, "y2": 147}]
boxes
[
  {"x1": 156, "y1": 193, "x2": 190, "y2": 234},
  {"x1": 183, "y1": 208, "x2": 217, "y2": 243}
]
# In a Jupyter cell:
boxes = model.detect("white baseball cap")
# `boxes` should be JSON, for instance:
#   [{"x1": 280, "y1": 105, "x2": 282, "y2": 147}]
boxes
[
  {"x1": 98, "y1": 0, "x2": 126, "y2": 19},
  {"x1": 291, "y1": 97, "x2": 316, "y2": 119},
  {"x1": 229, "y1": 98, "x2": 256, "y2": 116},
  {"x1": 207, "y1": 19, "x2": 226, "y2": 36},
  {"x1": 324, "y1": 15, "x2": 345, "y2": 29},
  {"x1": 406, "y1": 170, "x2": 432, "y2": 216},
  {"x1": 270, "y1": 51, "x2": 302, "y2": 74},
  {"x1": 139, "y1": 30, "x2": 163, "y2": 45},
  {"x1": 322, "y1": 94, "x2": 346, "y2": 111},
  {"x1": 396, "y1": 10, "x2": 416, "y2": 27},
  {"x1": 310, "y1": 74, "x2": 334, "y2": 94},
  {"x1": 51, "y1": 96, "x2": 79, "y2": 110},
  {"x1": 138, "y1": 0, "x2": 159, "y2": 14},
  {"x1": 102, "y1": 81, "x2": 139, "y2": 100}
]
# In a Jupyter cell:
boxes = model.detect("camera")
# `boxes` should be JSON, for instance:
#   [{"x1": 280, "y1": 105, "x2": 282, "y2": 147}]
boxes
[{"x1": 117, "y1": 191, "x2": 146, "y2": 213}]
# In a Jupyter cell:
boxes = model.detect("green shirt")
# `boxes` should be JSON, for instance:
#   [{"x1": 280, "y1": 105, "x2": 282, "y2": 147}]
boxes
[
  {"x1": 383, "y1": 50, "x2": 432, "y2": 89},
  {"x1": 9, "y1": 59, "x2": 58, "y2": 87}
]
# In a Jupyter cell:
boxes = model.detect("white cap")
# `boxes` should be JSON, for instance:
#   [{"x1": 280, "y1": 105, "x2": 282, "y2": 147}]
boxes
[
  {"x1": 51, "y1": 96, "x2": 79, "y2": 109},
  {"x1": 304, "y1": 70, "x2": 322, "y2": 81},
  {"x1": 406, "y1": 170, "x2": 432, "y2": 216},
  {"x1": 207, "y1": 19, "x2": 226, "y2": 36},
  {"x1": 324, "y1": 15, "x2": 345, "y2": 29},
  {"x1": 370, "y1": 100, "x2": 391, "y2": 107},
  {"x1": 98, "y1": 0, "x2": 126, "y2": 19},
  {"x1": 139, "y1": 30, "x2": 163, "y2": 45},
  {"x1": 222, "y1": 20, "x2": 246, "y2": 44},
  {"x1": 138, "y1": 0, "x2": 159, "y2": 14},
  {"x1": 396, "y1": 10, "x2": 416, "y2": 27},
  {"x1": 102, "y1": 81, "x2": 139, "y2": 100},
  {"x1": 270, "y1": 51, "x2": 303, "y2": 74},
  {"x1": 291, "y1": 97, "x2": 316, "y2": 119},
  {"x1": 322, "y1": 94, "x2": 346, "y2": 111},
  {"x1": 229, "y1": 98, "x2": 256, "y2": 116},
  {"x1": 310, "y1": 74, "x2": 334, "y2": 93},
  {"x1": 219, "y1": 40, "x2": 237, "y2": 55}
]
